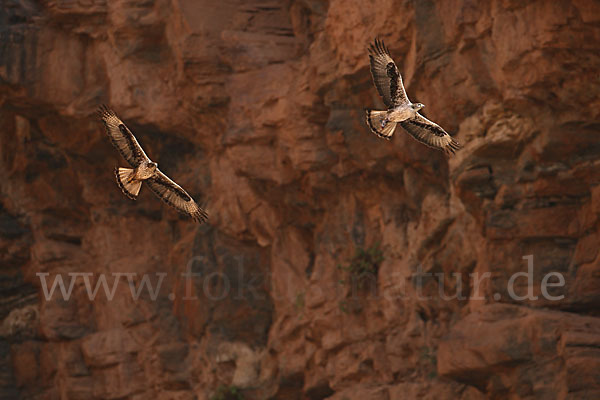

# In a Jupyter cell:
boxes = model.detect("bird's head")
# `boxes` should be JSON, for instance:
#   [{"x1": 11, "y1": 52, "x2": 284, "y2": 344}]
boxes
[{"x1": 412, "y1": 103, "x2": 425, "y2": 111}]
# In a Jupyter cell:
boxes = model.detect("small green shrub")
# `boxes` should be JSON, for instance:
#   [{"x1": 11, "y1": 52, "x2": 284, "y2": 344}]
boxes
[
  {"x1": 294, "y1": 292, "x2": 305, "y2": 319},
  {"x1": 210, "y1": 385, "x2": 244, "y2": 400},
  {"x1": 337, "y1": 243, "x2": 384, "y2": 287},
  {"x1": 420, "y1": 346, "x2": 438, "y2": 380},
  {"x1": 338, "y1": 300, "x2": 348, "y2": 313}
]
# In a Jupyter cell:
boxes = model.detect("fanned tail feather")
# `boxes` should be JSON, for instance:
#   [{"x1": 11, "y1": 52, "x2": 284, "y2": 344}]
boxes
[
  {"x1": 115, "y1": 167, "x2": 142, "y2": 200},
  {"x1": 365, "y1": 109, "x2": 397, "y2": 140}
]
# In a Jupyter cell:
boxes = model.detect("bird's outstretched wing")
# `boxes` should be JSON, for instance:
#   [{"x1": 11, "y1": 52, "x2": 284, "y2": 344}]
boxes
[
  {"x1": 368, "y1": 38, "x2": 409, "y2": 108},
  {"x1": 145, "y1": 170, "x2": 208, "y2": 223},
  {"x1": 98, "y1": 105, "x2": 151, "y2": 167},
  {"x1": 400, "y1": 113, "x2": 461, "y2": 155}
]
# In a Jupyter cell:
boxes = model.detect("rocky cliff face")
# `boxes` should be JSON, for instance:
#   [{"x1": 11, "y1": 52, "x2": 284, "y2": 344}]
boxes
[{"x1": 1, "y1": 0, "x2": 599, "y2": 399}]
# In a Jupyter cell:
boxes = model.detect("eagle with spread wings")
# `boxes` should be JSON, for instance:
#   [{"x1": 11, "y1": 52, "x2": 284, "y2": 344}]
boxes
[
  {"x1": 98, "y1": 105, "x2": 208, "y2": 223},
  {"x1": 365, "y1": 38, "x2": 461, "y2": 155}
]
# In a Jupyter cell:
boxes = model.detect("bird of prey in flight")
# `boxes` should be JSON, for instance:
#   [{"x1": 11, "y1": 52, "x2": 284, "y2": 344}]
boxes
[
  {"x1": 98, "y1": 105, "x2": 208, "y2": 223},
  {"x1": 365, "y1": 38, "x2": 461, "y2": 155}
]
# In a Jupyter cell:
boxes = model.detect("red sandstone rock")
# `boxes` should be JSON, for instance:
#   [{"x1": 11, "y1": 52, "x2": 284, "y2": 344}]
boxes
[{"x1": 0, "y1": 0, "x2": 599, "y2": 399}]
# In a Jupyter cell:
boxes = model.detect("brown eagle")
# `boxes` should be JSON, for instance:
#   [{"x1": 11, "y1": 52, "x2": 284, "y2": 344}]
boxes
[
  {"x1": 365, "y1": 38, "x2": 461, "y2": 155},
  {"x1": 98, "y1": 105, "x2": 208, "y2": 223}
]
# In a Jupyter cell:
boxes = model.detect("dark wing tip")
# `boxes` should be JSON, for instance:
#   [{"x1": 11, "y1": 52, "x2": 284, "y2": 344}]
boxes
[
  {"x1": 368, "y1": 37, "x2": 395, "y2": 71},
  {"x1": 190, "y1": 202, "x2": 208, "y2": 223},
  {"x1": 449, "y1": 137, "x2": 461, "y2": 150},
  {"x1": 194, "y1": 209, "x2": 209, "y2": 223},
  {"x1": 368, "y1": 41, "x2": 377, "y2": 56},
  {"x1": 369, "y1": 37, "x2": 389, "y2": 57},
  {"x1": 443, "y1": 138, "x2": 462, "y2": 156},
  {"x1": 97, "y1": 104, "x2": 116, "y2": 121},
  {"x1": 443, "y1": 147, "x2": 455, "y2": 156},
  {"x1": 374, "y1": 37, "x2": 390, "y2": 56}
]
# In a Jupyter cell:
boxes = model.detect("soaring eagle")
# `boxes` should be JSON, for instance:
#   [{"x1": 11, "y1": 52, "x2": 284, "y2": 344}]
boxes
[
  {"x1": 98, "y1": 105, "x2": 208, "y2": 223},
  {"x1": 365, "y1": 38, "x2": 461, "y2": 155}
]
